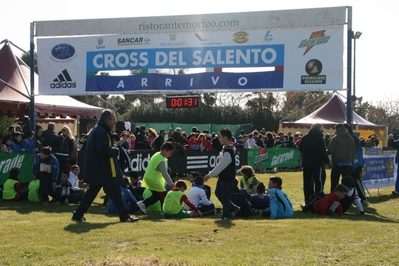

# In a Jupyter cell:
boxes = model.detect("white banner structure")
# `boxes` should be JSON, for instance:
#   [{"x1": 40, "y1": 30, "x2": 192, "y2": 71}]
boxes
[{"x1": 34, "y1": 7, "x2": 349, "y2": 95}]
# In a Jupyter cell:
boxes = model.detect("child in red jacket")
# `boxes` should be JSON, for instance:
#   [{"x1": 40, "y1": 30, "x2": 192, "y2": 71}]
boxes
[{"x1": 301, "y1": 184, "x2": 348, "y2": 217}]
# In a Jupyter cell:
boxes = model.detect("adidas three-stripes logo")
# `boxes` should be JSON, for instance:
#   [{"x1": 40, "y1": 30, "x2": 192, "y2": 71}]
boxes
[
  {"x1": 50, "y1": 69, "x2": 77, "y2": 89},
  {"x1": 53, "y1": 69, "x2": 72, "y2": 82}
]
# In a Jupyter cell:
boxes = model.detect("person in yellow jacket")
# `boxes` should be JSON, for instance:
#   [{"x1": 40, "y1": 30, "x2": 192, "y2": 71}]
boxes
[
  {"x1": 239, "y1": 165, "x2": 259, "y2": 195},
  {"x1": 3, "y1": 167, "x2": 27, "y2": 201},
  {"x1": 136, "y1": 141, "x2": 176, "y2": 214},
  {"x1": 163, "y1": 180, "x2": 202, "y2": 218},
  {"x1": 28, "y1": 179, "x2": 41, "y2": 202}
]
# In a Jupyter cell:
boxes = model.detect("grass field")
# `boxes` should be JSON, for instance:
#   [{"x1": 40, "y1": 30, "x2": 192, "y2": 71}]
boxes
[{"x1": 1, "y1": 170, "x2": 399, "y2": 266}]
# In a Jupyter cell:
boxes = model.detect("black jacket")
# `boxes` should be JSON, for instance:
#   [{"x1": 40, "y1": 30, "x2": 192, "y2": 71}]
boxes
[
  {"x1": 218, "y1": 146, "x2": 236, "y2": 181},
  {"x1": 135, "y1": 131, "x2": 149, "y2": 150},
  {"x1": 52, "y1": 135, "x2": 74, "y2": 157},
  {"x1": 299, "y1": 128, "x2": 330, "y2": 168},
  {"x1": 83, "y1": 120, "x2": 122, "y2": 186},
  {"x1": 152, "y1": 135, "x2": 164, "y2": 151}
]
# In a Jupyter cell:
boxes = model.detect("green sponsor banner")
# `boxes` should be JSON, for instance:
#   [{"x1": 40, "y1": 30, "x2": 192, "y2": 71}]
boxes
[
  {"x1": 247, "y1": 148, "x2": 299, "y2": 168},
  {"x1": 0, "y1": 152, "x2": 35, "y2": 184}
]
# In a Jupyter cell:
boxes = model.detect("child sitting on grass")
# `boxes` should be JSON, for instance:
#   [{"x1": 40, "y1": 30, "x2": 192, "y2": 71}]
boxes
[
  {"x1": 54, "y1": 171, "x2": 73, "y2": 204},
  {"x1": 231, "y1": 177, "x2": 259, "y2": 217},
  {"x1": 127, "y1": 170, "x2": 144, "y2": 201},
  {"x1": 2, "y1": 167, "x2": 27, "y2": 201},
  {"x1": 249, "y1": 182, "x2": 270, "y2": 210},
  {"x1": 108, "y1": 176, "x2": 138, "y2": 215},
  {"x1": 188, "y1": 171, "x2": 211, "y2": 200},
  {"x1": 185, "y1": 176, "x2": 216, "y2": 216},
  {"x1": 163, "y1": 180, "x2": 202, "y2": 219},
  {"x1": 239, "y1": 165, "x2": 259, "y2": 195},
  {"x1": 340, "y1": 175, "x2": 365, "y2": 215},
  {"x1": 301, "y1": 184, "x2": 348, "y2": 217},
  {"x1": 262, "y1": 176, "x2": 293, "y2": 219},
  {"x1": 28, "y1": 179, "x2": 40, "y2": 202}
]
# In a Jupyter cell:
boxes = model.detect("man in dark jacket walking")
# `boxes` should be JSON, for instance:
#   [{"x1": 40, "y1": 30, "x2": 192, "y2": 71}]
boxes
[
  {"x1": 71, "y1": 109, "x2": 139, "y2": 223},
  {"x1": 299, "y1": 123, "x2": 330, "y2": 204}
]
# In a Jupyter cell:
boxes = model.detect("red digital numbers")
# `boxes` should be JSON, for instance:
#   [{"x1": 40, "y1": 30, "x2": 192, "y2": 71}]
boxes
[
  {"x1": 166, "y1": 96, "x2": 199, "y2": 108},
  {"x1": 171, "y1": 98, "x2": 182, "y2": 107}
]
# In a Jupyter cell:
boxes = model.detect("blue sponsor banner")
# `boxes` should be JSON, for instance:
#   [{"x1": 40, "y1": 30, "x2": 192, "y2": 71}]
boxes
[
  {"x1": 362, "y1": 155, "x2": 397, "y2": 189},
  {"x1": 86, "y1": 45, "x2": 285, "y2": 71},
  {"x1": 85, "y1": 71, "x2": 284, "y2": 92}
]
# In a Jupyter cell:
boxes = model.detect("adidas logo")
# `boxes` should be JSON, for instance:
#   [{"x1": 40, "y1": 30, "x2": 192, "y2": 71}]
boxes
[
  {"x1": 187, "y1": 154, "x2": 223, "y2": 170},
  {"x1": 50, "y1": 69, "x2": 76, "y2": 89},
  {"x1": 187, "y1": 155, "x2": 209, "y2": 170}
]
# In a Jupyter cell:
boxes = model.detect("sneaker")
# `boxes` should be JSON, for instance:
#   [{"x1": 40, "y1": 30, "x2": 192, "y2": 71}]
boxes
[
  {"x1": 231, "y1": 206, "x2": 241, "y2": 218},
  {"x1": 120, "y1": 217, "x2": 139, "y2": 223},
  {"x1": 71, "y1": 216, "x2": 87, "y2": 222},
  {"x1": 220, "y1": 217, "x2": 231, "y2": 221},
  {"x1": 392, "y1": 191, "x2": 399, "y2": 195},
  {"x1": 136, "y1": 201, "x2": 147, "y2": 214}
]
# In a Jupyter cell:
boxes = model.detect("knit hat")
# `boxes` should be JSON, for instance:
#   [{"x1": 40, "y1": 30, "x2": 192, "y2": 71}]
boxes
[{"x1": 341, "y1": 175, "x2": 355, "y2": 188}]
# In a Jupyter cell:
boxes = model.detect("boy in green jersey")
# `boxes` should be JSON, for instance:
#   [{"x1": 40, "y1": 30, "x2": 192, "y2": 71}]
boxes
[{"x1": 163, "y1": 180, "x2": 202, "y2": 218}]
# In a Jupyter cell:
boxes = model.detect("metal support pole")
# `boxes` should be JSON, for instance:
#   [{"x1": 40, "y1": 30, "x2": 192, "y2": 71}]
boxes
[
  {"x1": 346, "y1": 8, "x2": 353, "y2": 126},
  {"x1": 29, "y1": 23, "x2": 35, "y2": 133},
  {"x1": 353, "y1": 37, "x2": 357, "y2": 98}
]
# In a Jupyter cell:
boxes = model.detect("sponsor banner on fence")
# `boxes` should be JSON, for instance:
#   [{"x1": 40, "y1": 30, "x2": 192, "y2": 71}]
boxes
[
  {"x1": 363, "y1": 155, "x2": 397, "y2": 189},
  {"x1": 247, "y1": 148, "x2": 299, "y2": 169},
  {"x1": 128, "y1": 148, "x2": 247, "y2": 174},
  {"x1": 0, "y1": 153, "x2": 35, "y2": 184}
]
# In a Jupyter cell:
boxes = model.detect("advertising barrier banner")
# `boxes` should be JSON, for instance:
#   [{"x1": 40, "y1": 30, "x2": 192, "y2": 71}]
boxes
[
  {"x1": 247, "y1": 148, "x2": 299, "y2": 169},
  {"x1": 0, "y1": 153, "x2": 35, "y2": 184},
  {"x1": 362, "y1": 155, "x2": 397, "y2": 189},
  {"x1": 3, "y1": 149, "x2": 396, "y2": 191},
  {"x1": 127, "y1": 148, "x2": 248, "y2": 175}
]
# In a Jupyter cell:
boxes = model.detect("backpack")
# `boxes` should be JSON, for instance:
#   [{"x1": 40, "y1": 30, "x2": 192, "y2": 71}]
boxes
[{"x1": 353, "y1": 146, "x2": 365, "y2": 169}]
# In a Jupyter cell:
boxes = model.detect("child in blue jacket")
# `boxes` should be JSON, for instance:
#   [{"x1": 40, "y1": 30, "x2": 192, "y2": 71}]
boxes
[
  {"x1": 32, "y1": 146, "x2": 59, "y2": 205},
  {"x1": 262, "y1": 176, "x2": 294, "y2": 219}
]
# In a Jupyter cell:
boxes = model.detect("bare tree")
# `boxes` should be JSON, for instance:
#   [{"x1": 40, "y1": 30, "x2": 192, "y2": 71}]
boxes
[
  {"x1": 214, "y1": 92, "x2": 248, "y2": 107},
  {"x1": 366, "y1": 99, "x2": 399, "y2": 133}
]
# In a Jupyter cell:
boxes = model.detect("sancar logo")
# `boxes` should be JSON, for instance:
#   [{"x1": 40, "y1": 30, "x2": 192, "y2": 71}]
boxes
[
  {"x1": 117, "y1": 36, "x2": 150, "y2": 46},
  {"x1": 50, "y1": 69, "x2": 77, "y2": 89}
]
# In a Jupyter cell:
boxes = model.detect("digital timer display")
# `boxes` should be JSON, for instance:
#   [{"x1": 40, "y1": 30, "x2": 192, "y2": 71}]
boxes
[{"x1": 166, "y1": 96, "x2": 200, "y2": 108}]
